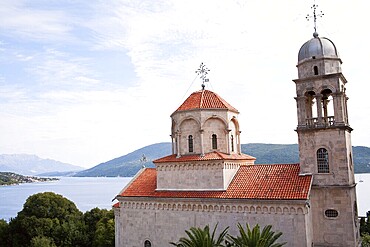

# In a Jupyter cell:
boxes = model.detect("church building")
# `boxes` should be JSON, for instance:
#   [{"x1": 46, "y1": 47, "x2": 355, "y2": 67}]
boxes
[{"x1": 114, "y1": 29, "x2": 360, "y2": 247}]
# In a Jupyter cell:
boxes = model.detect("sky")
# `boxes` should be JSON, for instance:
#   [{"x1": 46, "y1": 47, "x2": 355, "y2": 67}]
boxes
[{"x1": 1, "y1": 0, "x2": 369, "y2": 168}]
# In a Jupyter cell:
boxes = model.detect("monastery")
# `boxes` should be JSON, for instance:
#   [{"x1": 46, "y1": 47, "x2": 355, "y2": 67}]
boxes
[{"x1": 113, "y1": 18, "x2": 360, "y2": 247}]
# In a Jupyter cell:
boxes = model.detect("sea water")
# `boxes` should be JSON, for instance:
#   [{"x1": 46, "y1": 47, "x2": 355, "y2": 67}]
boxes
[
  {"x1": 0, "y1": 174, "x2": 369, "y2": 221},
  {"x1": 0, "y1": 177, "x2": 131, "y2": 221}
]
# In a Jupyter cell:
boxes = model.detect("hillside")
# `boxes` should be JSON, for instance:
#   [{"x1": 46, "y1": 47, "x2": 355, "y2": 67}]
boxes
[
  {"x1": 74, "y1": 143, "x2": 170, "y2": 177},
  {"x1": 74, "y1": 143, "x2": 370, "y2": 177},
  {"x1": 0, "y1": 154, "x2": 83, "y2": 175}
]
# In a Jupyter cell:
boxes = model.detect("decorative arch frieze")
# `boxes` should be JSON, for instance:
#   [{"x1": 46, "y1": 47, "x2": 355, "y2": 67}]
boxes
[{"x1": 122, "y1": 200, "x2": 308, "y2": 216}]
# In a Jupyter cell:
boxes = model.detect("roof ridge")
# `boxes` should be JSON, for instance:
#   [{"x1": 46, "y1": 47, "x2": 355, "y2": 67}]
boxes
[{"x1": 200, "y1": 89, "x2": 205, "y2": 108}]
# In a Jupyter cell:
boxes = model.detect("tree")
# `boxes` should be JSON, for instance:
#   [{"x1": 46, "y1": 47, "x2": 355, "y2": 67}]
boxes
[
  {"x1": 7, "y1": 192, "x2": 87, "y2": 247},
  {"x1": 170, "y1": 223, "x2": 229, "y2": 247},
  {"x1": 362, "y1": 233, "x2": 370, "y2": 247},
  {"x1": 0, "y1": 219, "x2": 10, "y2": 247},
  {"x1": 226, "y1": 223, "x2": 286, "y2": 247},
  {"x1": 30, "y1": 236, "x2": 57, "y2": 247},
  {"x1": 83, "y1": 208, "x2": 114, "y2": 247},
  {"x1": 93, "y1": 217, "x2": 115, "y2": 247}
]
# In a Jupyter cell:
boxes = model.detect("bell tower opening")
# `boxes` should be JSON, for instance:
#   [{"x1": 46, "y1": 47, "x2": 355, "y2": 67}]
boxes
[
  {"x1": 305, "y1": 91, "x2": 317, "y2": 127},
  {"x1": 321, "y1": 89, "x2": 334, "y2": 126}
]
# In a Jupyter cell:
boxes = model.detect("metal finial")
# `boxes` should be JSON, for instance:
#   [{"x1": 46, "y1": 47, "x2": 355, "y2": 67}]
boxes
[
  {"x1": 140, "y1": 154, "x2": 147, "y2": 168},
  {"x1": 306, "y1": 2, "x2": 324, "y2": 37},
  {"x1": 195, "y1": 62, "x2": 210, "y2": 90}
]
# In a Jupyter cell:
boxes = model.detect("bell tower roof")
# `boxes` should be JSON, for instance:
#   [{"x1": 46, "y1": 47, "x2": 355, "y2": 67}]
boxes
[{"x1": 298, "y1": 34, "x2": 339, "y2": 63}]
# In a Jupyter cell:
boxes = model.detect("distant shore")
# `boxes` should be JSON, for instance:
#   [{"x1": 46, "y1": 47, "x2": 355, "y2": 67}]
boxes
[{"x1": 0, "y1": 172, "x2": 59, "y2": 186}]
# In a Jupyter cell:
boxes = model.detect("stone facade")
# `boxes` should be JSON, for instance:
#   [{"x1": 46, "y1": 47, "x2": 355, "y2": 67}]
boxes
[
  {"x1": 310, "y1": 186, "x2": 359, "y2": 247},
  {"x1": 115, "y1": 198, "x2": 312, "y2": 247},
  {"x1": 156, "y1": 160, "x2": 246, "y2": 190}
]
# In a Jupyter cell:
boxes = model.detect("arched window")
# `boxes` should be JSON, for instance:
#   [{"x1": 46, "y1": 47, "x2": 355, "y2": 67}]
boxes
[
  {"x1": 317, "y1": 148, "x2": 329, "y2": 173},
  {"x1": 212, "y1": 134, "x2": 217, "y2": 149},
  {"x1": 231, "y1": 135, "x2": 234, "y2": 152},
  {"x1": 144, "y1": 240, "x2": 151, "y2": 247},
  {"x1": 188, "y1": 135, "x2": 193, "y2": 153},
  {"x1": 321, "y1": 89, "x2": 334, "y2": 126},
  {"x1": 313, "y1": 65, "x2": 319, "y2": 75}
]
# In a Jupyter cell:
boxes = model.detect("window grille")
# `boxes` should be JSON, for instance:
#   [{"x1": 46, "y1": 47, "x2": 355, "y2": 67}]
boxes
[
  {"x1": 317, "y1": 148, "x2": 329, "y2": 173},
  {"x1": 188, "y1": 135, "x2": 193, "y2": 153},
  {"x1": 325, "y1": 209, "x2": 338, "y2": 218}
]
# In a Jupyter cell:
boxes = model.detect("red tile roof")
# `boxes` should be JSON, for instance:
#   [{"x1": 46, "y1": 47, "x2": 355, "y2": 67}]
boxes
[
  {"x1": 153, "y1": 151, "x2": 256, "y2": 163},
  {"x1": 118, "y1": 164, "x2": 312, "y2": 200},
  {"x1": 174, "y1": 89, "x2": 238, "y2": 113}
]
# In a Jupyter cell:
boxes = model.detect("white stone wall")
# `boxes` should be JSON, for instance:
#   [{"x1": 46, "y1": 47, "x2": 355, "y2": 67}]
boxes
[
  {"x1": 156, "y1": 160, "x2": 244, "y2": 190},
  {"x1": 310, "y1": 186, "x2": 360, "y2": 246},
  {"x1": 115, "y1": 198, "x2": 312, "y2": 247},
  {"x1": 298, "y1": 128, "x2": 354, "y2": 186},
  {"x1": 202, "y1": 118, "x2": 227, "y2": 153},
  {"x1": 178, "y1": 118, "x2": 201, "y2": 154},
  {"x1": 297, "y1": 58, "x2": 341, "y2": 79}
]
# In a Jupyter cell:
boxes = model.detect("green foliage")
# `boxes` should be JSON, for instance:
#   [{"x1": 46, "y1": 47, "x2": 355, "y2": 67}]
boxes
[
  {"x1": 84, "y1": 207, "x2": 114, "y2": 247},
  {"x1": 20, "y1": 192, "x2": 81, "y2": 219},
  {"x1": 361, "y1": 211, "x2": 370, "y2": 247},
  {"x1": 361, "y1": 211, "x2": 370, "y2": 235},
  {"x1": 362, "y1": 233, "x2": 370, "y2": 247},
  {"x1": 170, "y1": 223, "x2": 229, "y2": 247},
  {"x1": 1, "y1": 192, "x2": 114, "y2": 247},
  {"x1": 93, "y1": 217, "x2": 115, "y2": 247},
  {"x1": 30, "y1": 236, "x2": 57, "y2": 247},
  {"x1": 7, "y1": 192, "x2": 86, "y2": 247},
  {"x1": 226, "y1": 223, "x2": 286, "y2": 247},
  {"x1": 0, "y1": 219, "x2": 10, "y2": 247}
]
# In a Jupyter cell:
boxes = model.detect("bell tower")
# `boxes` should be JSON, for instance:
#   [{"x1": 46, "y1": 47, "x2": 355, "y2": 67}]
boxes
[
  {"x1": 294, "y1": 32, "x2": 353, "y2": 186},
  {"x1": 293, "y1": 4, "x2": 360, "y2": 246}
]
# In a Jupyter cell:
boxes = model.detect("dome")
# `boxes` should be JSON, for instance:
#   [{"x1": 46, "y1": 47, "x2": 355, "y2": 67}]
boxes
[
  {"x1": 173, "y1": 89, "x2": 238, "y2": 114},
  {"x1": 298, "y1": 33, "x2": 339, "y2": 62}
]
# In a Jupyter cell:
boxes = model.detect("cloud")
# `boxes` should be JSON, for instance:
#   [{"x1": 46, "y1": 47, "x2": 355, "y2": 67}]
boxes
[
  {"x1": 1, "y1": 0, "x2": 370, "y2": 166},
  {"x1": 0, "y1": 1, "x2": 74, "y2": 42}
]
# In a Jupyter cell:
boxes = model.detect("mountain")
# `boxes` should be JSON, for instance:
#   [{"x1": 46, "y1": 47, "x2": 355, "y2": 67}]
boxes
[
  {"x1": 74, "y1": 143, "x2": 370, "y2": 177},
  {"x1": 73, "y1": 143, "x2": 171, "y2": 177},
  {"x1": 0, "y1": 154, "x2": 83, "y2": 176}
]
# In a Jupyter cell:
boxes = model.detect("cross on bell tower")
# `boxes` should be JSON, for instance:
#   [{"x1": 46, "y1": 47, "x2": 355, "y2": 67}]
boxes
[{"x1": 306, "y1": 2, "x2": 324, "y2": 36}]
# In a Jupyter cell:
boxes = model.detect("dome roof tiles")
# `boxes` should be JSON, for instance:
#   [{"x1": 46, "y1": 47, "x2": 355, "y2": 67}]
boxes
[
  {"x1": 174, "y1": 89, "x2": 238, "y2": 113},
  {"x1": 117, "y1": 164, "x2": 312, "y2": 200}
]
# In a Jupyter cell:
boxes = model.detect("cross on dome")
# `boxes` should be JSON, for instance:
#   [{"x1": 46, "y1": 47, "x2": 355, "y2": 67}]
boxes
[{"x1": 195, "y1": 62, "x2": 210, "y2": 90}]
